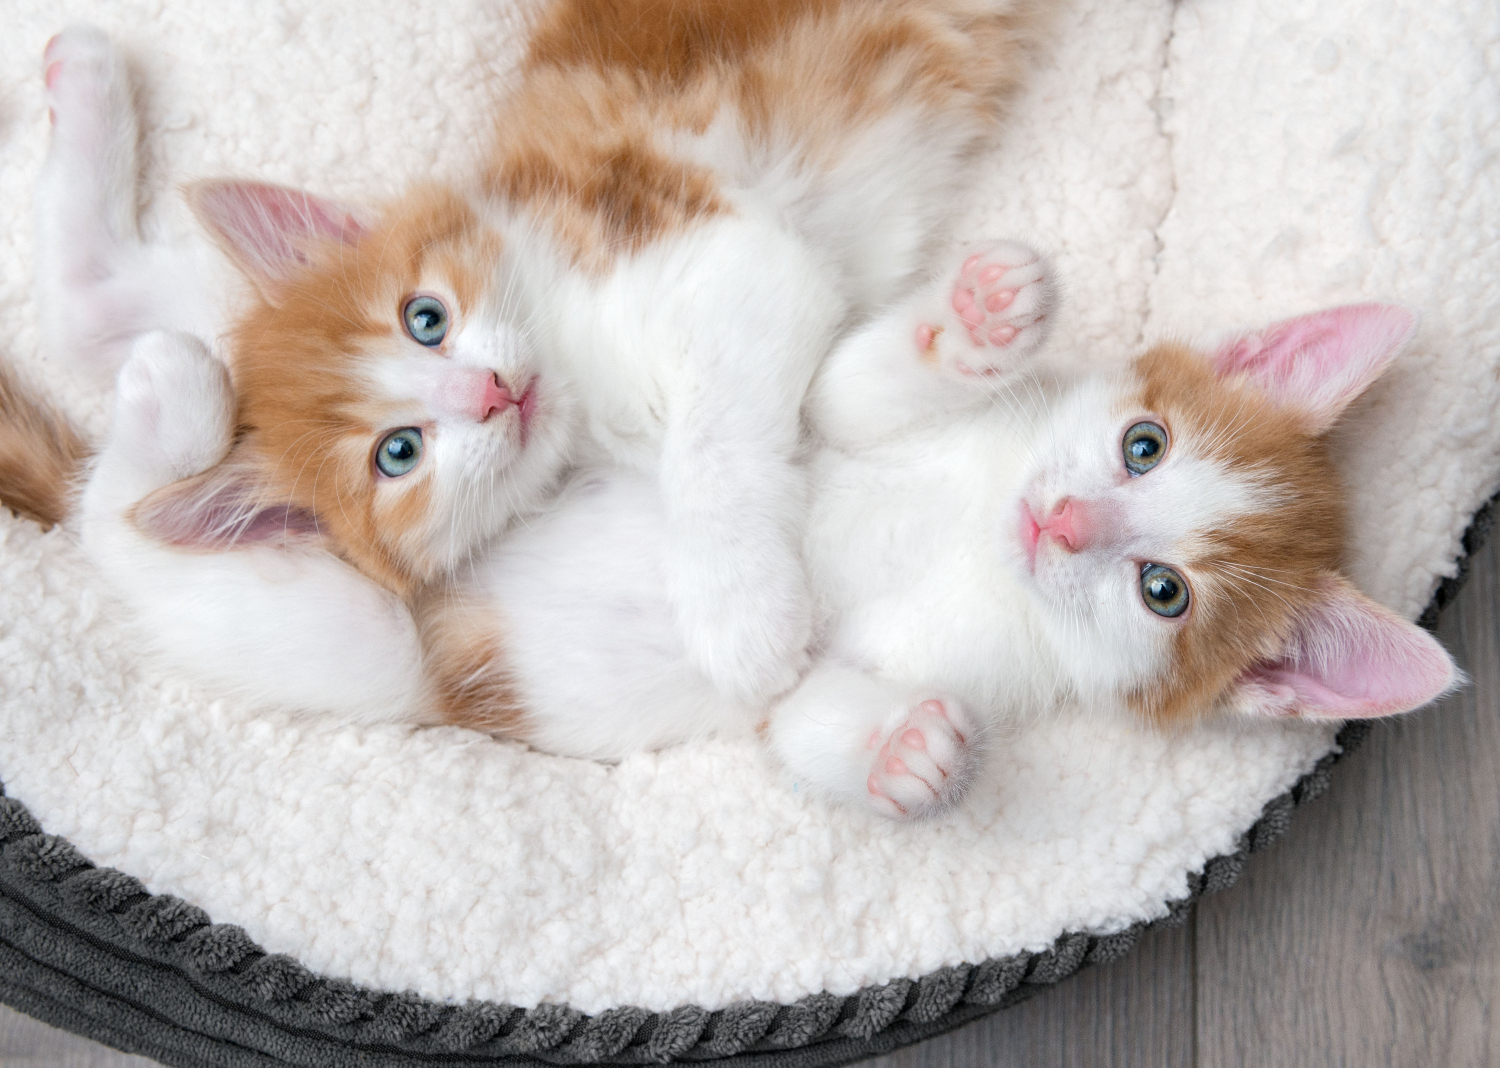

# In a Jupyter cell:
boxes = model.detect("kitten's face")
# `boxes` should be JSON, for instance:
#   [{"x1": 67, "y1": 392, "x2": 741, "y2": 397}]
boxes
[
  {"x1": 226, "y1": 187, "x2": 575, "y2": 594},
  {"x1": 1011, "y1": 343, "x2": 1341, "y2": 721}
]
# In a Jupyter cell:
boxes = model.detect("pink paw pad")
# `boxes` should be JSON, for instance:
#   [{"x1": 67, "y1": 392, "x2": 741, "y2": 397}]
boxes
[
  {"x1": 915, "y1": 241, "x2": 1051, "y2": 381},
  {"x1": 953, "y1": 250, "x2": 1041, "y2": 350},
  {"x1": 865, "y1": 698, "x2": 976, "y2": 820},
  {"x1": 39, "y1": 28, "x2": 121, "y2": 117}
]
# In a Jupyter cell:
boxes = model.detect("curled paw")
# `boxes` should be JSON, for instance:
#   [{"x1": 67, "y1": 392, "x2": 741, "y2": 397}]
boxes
[
  {"x1": 865, "y1": 697, "x2": 979, "y2": 820},
  {"x1": 113, "y1": 331, "x2": 236, "y2": 481},
  {"x1": 675, "y1": 544, "x2": 812, "y2": 704}
]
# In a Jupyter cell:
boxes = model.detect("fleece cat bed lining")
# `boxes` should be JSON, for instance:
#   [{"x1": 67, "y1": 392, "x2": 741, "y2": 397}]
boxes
[
  {"x1": 0, "y1": 721, "x2": 1376, "y2": 1067},
  {"x1": 2, "y1": 0, "x2": 1499, "y2": 1064}
]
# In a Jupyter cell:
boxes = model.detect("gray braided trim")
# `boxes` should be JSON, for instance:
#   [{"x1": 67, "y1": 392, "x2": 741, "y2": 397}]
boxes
[{"x1": 0, "y1": 495, "x2": 1486, "y2": 1068}]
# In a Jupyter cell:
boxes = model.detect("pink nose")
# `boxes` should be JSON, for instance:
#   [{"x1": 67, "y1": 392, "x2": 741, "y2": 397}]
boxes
[
  {"x1": 478, "y1": 372, "x2": 519, "y2": 422},
  {"x1": 1038, "y1": 498, "x2": 1086, "y2": 552}
]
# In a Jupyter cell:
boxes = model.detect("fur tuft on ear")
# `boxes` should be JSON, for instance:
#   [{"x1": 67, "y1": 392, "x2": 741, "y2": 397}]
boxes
[
  {"x1": 131, "y1": 458, "x2": 321, "y2": 550},
  {"x1": 1231, "y1": 573, "x2": 1460, "y2": 720},
  {"x1": 1212, "y1": 304, "x2": 1416, "y2": 433},
  {"x1": 186, "y1": 180, "x2": 365, "y2": 291}
]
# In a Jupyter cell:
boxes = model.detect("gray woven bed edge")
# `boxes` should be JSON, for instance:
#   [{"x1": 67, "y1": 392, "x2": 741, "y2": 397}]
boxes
[{"x1": 0, "y1": 498, "x2": 1488, "y2": 1068}]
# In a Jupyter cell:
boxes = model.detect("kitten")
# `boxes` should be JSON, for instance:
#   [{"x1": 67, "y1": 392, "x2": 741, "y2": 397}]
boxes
[
  {"x1": 416, "y1": 249, "x2": 1460, "y2": 817},
  {"x1": 32, "y1": 0, "x2": 1054, "y2": 712}
]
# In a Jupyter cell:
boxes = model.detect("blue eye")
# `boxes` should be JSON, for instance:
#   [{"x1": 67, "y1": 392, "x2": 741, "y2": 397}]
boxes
[
  {"x1": 403, "y1": 296, "x2": 448, "y2": 346},
  {"x1": 1123, "y1": 421, "x2": 1168, "y2": 476},
  {"x1": 1141, "y1": 563, "x2": 1189, "y2": 618},
  {"x1": 375, "y1": 428, "x2": 422, "y2": 477}
]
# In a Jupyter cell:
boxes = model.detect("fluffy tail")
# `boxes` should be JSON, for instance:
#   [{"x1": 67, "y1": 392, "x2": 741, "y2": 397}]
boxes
[{"x1": 0, "y1": 363, "x2": 90, "y2": 528}]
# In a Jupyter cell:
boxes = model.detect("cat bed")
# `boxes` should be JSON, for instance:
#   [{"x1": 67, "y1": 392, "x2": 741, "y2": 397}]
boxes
[{"x1": 2, "y1": 0, "x2": 1498, "y2": 1065}]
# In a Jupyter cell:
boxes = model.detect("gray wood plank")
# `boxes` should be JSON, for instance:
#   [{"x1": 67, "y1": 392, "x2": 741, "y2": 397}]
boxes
[
  {"x1": 1196, "y1": 532, "x2": 1500, "y2": 1068},
  {"x1": 857, "y1": 919, "x2": 1194, "y2": 1068}
]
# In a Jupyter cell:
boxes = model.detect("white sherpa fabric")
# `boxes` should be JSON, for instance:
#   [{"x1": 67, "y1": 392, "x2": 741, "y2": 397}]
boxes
[{"x1": 0, "y1": 0, "x2": 1496, "y2": 1017}]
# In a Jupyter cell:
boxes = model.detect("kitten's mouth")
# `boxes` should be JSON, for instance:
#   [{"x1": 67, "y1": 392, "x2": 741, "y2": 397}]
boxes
[
  {"x1": 516, "y1": 380, "x2": 538, "y2": 444},
  {"x1": 1019, "y1": 502, "x2": 1041, "y2": 572}
]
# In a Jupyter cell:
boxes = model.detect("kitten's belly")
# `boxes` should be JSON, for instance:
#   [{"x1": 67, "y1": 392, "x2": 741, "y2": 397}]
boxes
[{"x1": 807, "y1": 424, "x2": 1037, "y2": 706}]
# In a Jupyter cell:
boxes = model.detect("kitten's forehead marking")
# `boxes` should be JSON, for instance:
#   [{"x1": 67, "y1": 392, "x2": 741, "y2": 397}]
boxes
[{"x1": 1118, "y1": 446, "x2": 1282, "y2": 566}]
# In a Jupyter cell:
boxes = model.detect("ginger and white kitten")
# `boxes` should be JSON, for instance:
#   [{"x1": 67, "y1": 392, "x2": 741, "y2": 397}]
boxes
[{"x1": 33, "y1": 0, "x2": 1052, "y2": 713}]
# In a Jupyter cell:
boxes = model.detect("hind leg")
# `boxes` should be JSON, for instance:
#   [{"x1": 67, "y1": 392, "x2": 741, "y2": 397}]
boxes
[
  {"x1": 37, "y1": 28, "x2": 139, "y2": 275},
  {"x1": 37, "y1": 27, "x2": 145, "y2": 377},
  {"x1": 37, "y1": 27, "x2": 222, "y2": 380}
]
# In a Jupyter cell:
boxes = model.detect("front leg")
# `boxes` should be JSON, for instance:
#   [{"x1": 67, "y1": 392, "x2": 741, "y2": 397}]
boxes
[
  {"x1": 809, "y1": 240, "x2": 1056, "y2": 449},
  {"x1": 650, "y1": 219, "x2": 850, "y2": 702},
  {"x1": 662, "y1": 390, "x2": 814, "y2": 702}
]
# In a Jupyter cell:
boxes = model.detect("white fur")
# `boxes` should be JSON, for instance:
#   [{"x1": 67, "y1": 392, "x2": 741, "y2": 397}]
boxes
[
  {"x1": 35, "y1": 28, "x2": 238, "y2": 373},
  {"x1": 461, "y1": 470, "x2": 756, "y2": 759},
  {"x1": 524, "y1": 214, "x2": 844, "y2": 702}
]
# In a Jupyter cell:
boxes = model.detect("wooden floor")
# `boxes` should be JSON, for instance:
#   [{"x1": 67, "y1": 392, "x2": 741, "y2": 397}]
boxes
[{"x1": 3, "y1": 533, "x2": 1497, "y2": 1067}]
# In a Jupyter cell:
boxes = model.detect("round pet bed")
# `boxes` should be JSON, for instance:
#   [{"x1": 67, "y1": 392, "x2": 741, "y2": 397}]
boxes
[{"x1": 2, "y1": 0, "x2": 1498, "y2": 1065}]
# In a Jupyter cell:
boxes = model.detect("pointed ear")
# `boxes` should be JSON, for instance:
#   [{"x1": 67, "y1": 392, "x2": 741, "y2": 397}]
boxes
[
  {"x1": 186, "y1": 180, "x2": 365, "y2": 293},
  {"x1": 131, "y1": 455, "x2": 322, "y2": 550},
  {"x1": 1232, "y1": 573, "x2": 1460, "y2": 720},
  {"x1": 1211, "y1": 304, "x2": 1416, "y2": 433}
]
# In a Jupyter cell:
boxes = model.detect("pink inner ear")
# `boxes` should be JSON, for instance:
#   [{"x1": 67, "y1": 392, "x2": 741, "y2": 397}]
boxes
[
  {"x1": 1235, "y1": 577, "x2": 1458, "y2": 720},
  {"x1": 1212, "y1": 304, "x2": 1416, "y2": 432},
  {"x1": 191, "y1": 181, "x2": 364, "y2": 284},
  {"x1": 135, "y1": 468, "x2": 321, "y2": 550}
]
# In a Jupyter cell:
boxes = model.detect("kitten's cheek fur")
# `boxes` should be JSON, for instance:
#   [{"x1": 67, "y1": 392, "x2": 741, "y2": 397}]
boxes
[{"x1": 76, "y1": 335, "x2": 436, "y2": 725}]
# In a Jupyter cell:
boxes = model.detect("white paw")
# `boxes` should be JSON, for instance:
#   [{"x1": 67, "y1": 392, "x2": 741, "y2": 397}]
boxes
[
  {"x1": 43, "y1": 27, "x2": 132, "y2": 153},
  {"x1": 675, "y1": 547, "x2": 813, "y2": 704},
  {"x1": 915, "y1": 241, "x2": 1053, "y2": 382},
  {"x1": 865, "y1": 698, "x2": 979, "y2": 820},
  {"x1": 112, "y1": 332, "x2": 235, "y2": 483}
]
